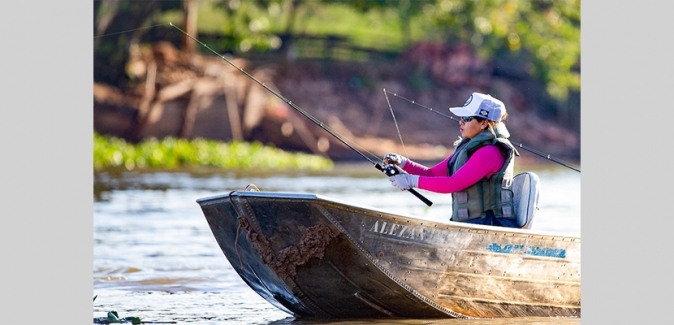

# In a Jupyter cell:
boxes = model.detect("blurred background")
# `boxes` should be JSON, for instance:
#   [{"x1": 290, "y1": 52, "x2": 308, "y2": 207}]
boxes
[{"x1": 93, "y1": 0, "x2": 580, "y2": 163}]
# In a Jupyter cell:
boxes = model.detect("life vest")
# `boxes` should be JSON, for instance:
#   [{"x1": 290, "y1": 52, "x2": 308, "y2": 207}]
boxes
[{"x1": 447, "y1": 124, "x2": 519, "y2": 222}]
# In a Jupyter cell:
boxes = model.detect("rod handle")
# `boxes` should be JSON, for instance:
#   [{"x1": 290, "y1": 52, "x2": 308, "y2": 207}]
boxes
[{"x1": 407, "y1": 188, "x2": 433, "y2": 207}]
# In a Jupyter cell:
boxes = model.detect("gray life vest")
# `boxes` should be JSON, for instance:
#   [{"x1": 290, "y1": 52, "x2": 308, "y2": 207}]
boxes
[{"x1": 447, "y1": 123, "x2": 519, "y2": 222}]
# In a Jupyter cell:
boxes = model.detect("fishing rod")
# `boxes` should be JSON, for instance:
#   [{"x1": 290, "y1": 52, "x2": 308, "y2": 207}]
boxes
[
  {"x1": 169, "y1": 22, "x2": 433, "y2": 206},
  {"x1": 384, "y1": 90, "x2": 581, "y2": 173}
]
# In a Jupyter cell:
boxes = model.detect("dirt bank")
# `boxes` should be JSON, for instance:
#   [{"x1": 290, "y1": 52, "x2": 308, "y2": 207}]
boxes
[{"x1": 94, "y1": 41, "x2": 580, "y2": 163}]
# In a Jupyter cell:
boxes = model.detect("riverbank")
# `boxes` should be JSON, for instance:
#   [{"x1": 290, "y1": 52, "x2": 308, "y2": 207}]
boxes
[
  {"x1": 93, "y1": 131, "x2": 332, "y2": 171},
  {"x1": 94, "y1": 42, "x2": 580, "y2": 163}
]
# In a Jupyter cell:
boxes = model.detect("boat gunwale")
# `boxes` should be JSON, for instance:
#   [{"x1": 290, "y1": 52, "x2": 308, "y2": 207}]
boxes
[{"x1": 197, "y1": 190, "x2": 580, "y2": 240}]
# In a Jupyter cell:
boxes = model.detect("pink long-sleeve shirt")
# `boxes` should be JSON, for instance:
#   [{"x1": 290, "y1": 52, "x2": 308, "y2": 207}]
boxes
[{"x1": 402, "y1": 145, "x2": 505, "y2": 193}]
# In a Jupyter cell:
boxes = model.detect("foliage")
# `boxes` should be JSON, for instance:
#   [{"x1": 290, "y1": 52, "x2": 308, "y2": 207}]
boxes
[
  {"x1": 93, "y1": 132, "x2": 334, "y2": 171},
  {"x1": 94, "y1": 0, "x2": 183, "y2": 85},
  {"x1": 94, "y1": 0, "x2": 580, "y2": 121},
  {"x1": 423, "y1": 0, "x2": 580, "y2": 100},
  {"x1": 177, "y1": 0, "x2": 579, "y2": 100}
]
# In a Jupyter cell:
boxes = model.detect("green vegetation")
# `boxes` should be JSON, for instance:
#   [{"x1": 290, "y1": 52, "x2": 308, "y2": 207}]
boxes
[
  {"x1": 93, "y1": 295, "x2": 144, "y2": 324},
  {"x1": 95, "y1": 0, "x2": 580, "y2": 129},
  {"x1": 177, "y1": 0, "x2": 580, "y2": 100},
  {"x1": 93, "y1": 132, "x2": 334, "y2": 171}
]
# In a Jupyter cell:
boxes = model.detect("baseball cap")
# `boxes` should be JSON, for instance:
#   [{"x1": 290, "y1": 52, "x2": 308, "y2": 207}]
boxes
[{"x1": 449, "y1": 92, "x2": 506, "y2": 122}]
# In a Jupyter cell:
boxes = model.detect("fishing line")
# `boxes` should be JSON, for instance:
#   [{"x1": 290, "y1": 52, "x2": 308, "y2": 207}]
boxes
[
  {"x1": 386, "y1": 90, "x2": 457, "y2": 121},
  {"x1": 94, "y1": 23, "x2": 168, "y2": 39},
  {"x1": 169, "y1": 22, "x2": 433, "y2": 206},
  {"x1": 384, "y1": 89, "x2": 581, "y2": 173},
  {"x1": 383, "y1": 88, "x2": 409, "y2": 158}
]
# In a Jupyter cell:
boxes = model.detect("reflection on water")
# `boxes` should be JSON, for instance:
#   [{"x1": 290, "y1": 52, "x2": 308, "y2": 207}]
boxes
[
  {"x1": 93, "y1": 162, "x2": 580, "y2": 324},
  {"x1": 270, "y1": 316, "x2": 580, "y2": 325}
]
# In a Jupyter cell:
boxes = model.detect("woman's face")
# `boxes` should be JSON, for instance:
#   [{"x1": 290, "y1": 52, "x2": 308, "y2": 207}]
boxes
[{"x1": 459, "y1": 116, "x2": 487, "y2": 139}]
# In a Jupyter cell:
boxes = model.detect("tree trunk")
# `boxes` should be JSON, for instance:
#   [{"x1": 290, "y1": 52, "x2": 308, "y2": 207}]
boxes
[{"x1": 182, "y1": 0, "x2": 198, "y2": 55}]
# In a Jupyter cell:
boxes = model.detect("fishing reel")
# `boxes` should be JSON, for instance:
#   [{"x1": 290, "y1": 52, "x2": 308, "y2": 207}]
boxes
[
  {"x1": 375, "y1": 162, "x2": 402, "y2": 177},
  {"x1": 382, "y1": 164, "x2": 402, "y2": 177}
]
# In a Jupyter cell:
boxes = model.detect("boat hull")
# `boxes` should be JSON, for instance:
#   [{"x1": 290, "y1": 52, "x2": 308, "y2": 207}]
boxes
[{"x1": 197, "y1": 189, "x2": 580, "y2": 319}]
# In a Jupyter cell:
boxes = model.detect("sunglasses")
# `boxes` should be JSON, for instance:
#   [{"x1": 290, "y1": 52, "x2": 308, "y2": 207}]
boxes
[{"x1": 461, "y1": 116, "x2": 484, "y2": 122}]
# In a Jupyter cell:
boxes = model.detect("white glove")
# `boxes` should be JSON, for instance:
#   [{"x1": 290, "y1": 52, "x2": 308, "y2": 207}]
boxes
[
  {"x1": 383, "y1": 153, "x2": 407, "y2": 167},
  {"x1": 389, "y1": 173, "x2": 419, "y2": 191}
]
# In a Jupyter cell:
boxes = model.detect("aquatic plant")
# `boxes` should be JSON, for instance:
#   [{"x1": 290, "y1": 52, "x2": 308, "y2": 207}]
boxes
[{"x1": 93, "y1": 132, "x2": 333, "y2": 171}]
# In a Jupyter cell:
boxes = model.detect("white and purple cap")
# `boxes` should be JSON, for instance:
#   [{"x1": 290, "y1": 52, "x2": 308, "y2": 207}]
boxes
[{"x1": 449, "y1": 92, "x2": 506, "y2": 122}]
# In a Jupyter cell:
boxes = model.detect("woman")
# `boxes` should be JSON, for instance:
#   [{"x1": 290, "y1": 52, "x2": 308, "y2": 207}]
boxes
[{"x1": 385, "y1": 92, "x2": 520, "y2": 227}]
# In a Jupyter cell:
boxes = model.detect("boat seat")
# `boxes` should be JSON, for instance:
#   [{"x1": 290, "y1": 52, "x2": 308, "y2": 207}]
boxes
[{"x1": 511, "y1": 172, "x2": 540, "y2": 229}]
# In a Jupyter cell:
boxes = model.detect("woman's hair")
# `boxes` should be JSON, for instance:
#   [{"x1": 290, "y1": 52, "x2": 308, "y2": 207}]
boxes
[
  {"x1": 454, "y1": 113, "x2": 509, "y2": 146},
  {"x1": 486, "y1": 113, "x2": 508, "y2": 136}
]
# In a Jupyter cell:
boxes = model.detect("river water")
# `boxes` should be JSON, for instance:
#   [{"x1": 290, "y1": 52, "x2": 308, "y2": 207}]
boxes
[{"x1": 93, "y1": 162, "x2": 580, "y2": 324}]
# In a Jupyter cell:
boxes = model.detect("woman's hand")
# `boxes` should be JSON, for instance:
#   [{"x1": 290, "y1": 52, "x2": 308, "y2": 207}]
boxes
[
  {"x1": 388, "y1": 173, "x2": 419, "y2": 191},
  {"x1": 383, "y1": 153, "x2": 407, "y2": 167}
]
